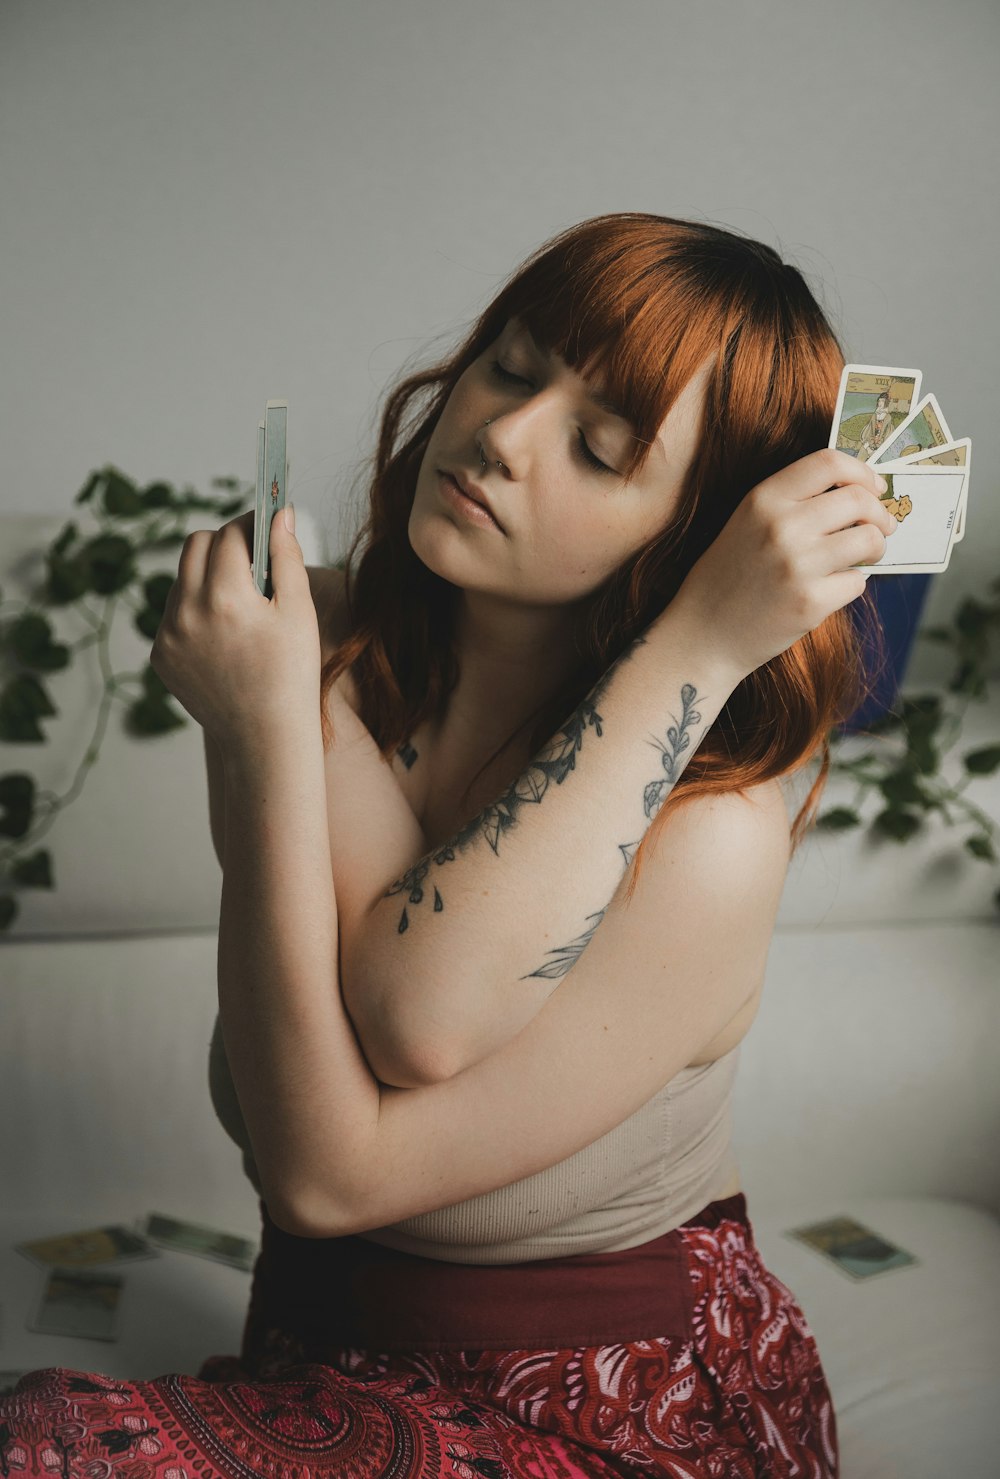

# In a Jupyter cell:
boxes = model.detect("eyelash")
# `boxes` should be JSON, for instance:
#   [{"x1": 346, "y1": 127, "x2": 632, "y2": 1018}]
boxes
[{"x1": 487, "y1": 360, "x2": 615, "y2": 474}]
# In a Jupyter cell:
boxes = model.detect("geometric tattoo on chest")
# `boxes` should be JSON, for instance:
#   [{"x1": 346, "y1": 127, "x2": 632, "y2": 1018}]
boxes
[{"x1": 382, "y1": 647, "x2": 704, "y2": 976}]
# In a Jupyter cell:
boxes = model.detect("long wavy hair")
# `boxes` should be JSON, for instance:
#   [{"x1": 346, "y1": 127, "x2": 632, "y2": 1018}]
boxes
[{"x1": 319, "y1": 212, "x2": 887, "y2": 905}]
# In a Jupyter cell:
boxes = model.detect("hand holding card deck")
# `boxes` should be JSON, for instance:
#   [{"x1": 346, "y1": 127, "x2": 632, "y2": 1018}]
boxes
[{"x1": 828, "y1": 364, "x2": 970, "y2": 573}]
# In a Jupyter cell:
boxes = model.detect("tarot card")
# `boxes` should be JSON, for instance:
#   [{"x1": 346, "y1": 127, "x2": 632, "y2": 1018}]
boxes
[
  {"x1": 850, "y1": 465, "x2": 965, "y2": 574},
  {"x1": 254, "y1": 400, "x2": 288, "y2": 600},
  {"x1": 829, "y1": 365, "x2": 923, "y2": 462},
  {"x1": 868, "y1": 391, "x2": 952, "y2": 467},
  {"x1": 16, "y1": 1223, "x2": 158, "y2": 1270},
  {"x1": 253, "y1": 417, "x2": 265, "y2": 587},
  {"x1": 138, "y1": 1212, "x2": 257, "y2": 1271},
  {"x1": 884, "y1": 435, "x2": 971, "y2": 543},
  {"x1": 27, "y1": 1267, "x2": 124, "y2": 1341},
  {"x1": 785, "y1": 1214, "x2": 918, "y2": 1281}
]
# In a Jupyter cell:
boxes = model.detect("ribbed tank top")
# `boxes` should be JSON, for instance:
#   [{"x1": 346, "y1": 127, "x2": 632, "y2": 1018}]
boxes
[{"x1": 207, "y1": 1013, "x2": 741, "y2": 1263}]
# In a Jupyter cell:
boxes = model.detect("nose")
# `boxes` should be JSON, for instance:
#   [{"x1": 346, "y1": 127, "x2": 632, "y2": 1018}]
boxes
[{"x1": 478, "y1": 417, "x2": 509, "y2": 475}]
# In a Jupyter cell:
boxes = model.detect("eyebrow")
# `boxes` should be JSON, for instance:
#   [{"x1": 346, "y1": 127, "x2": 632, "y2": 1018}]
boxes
[{"x1": 518, "y1": 323, "x2": 631, "y2": 423}]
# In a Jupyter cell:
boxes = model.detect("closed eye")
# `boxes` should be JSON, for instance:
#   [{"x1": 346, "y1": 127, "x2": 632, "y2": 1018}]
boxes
[{"x1": 488, "y1": 360, "x2": 617, "y2": 475}]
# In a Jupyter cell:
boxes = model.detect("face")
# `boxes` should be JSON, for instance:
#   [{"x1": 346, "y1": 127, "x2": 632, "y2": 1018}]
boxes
[{"x1": 409, "y1": 315, "x2": 711, "y2": 610}]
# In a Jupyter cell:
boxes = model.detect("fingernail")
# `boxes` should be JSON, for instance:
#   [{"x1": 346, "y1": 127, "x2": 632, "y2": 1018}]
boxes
[
  {"x1": 874, "y1": 474, "x2": 888, "y2": 493},
  {"x1": 284, "y1": 503, "x2": 295, "y2": 531}
]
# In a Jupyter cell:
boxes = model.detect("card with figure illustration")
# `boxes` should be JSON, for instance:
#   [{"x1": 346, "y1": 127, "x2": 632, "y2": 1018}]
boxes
[
  {"x1": 138, "y1": 1212, "x2": 257, "y2": 1271},
  {"x1": 829, "y1": 365, "x2": 923, "y2": 463},
  {"x1": 254, "y1": 400, "x2": 288, "y2": 600},
  {"x1": 27, "y1": 1267, "x2": 124, "y2": 1341},
  {"x1": 16, "y1": 1223, "x2": 158, "y2": 1270},
  {"x1": 868, "y1": 391, "x2": 952, "y2": 467},
  {"x1": 850, "y1": 465, "x2": 965, "y2": 574},
  {"x1": 785, "y1": 1214, "x2": 918, "y2": 1281},
  {"x1": 885, "y1": 435, "x2": 971, "y2": 543}
]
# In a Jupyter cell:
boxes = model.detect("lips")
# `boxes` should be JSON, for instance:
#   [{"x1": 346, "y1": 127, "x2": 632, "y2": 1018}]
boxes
[{"x1": 442, "y1": 470, "x2": 504, "y2": 531}]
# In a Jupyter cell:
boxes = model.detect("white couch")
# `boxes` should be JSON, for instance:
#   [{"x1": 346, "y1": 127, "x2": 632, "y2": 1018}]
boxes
[{"x1": 2, "y1": 511, "x2": 999, "y2": 1478}]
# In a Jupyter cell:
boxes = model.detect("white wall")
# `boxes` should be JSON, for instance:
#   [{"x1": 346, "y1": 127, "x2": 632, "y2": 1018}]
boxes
[{"x1": 1, "y1": 0, "x2": 997, "y2": 691}]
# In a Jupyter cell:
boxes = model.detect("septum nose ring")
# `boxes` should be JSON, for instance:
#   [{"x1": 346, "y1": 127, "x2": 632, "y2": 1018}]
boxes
[{"x1": 480, "y1": 416, "x2": 505, "y2": 472}]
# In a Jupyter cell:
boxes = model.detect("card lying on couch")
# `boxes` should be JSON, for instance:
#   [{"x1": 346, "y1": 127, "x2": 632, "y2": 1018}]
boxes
[{"x1": 785, "y1": 1211, "x2": 919, "y2": 1281}]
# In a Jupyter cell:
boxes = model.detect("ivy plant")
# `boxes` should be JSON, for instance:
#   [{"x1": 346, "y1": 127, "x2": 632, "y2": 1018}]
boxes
[
  {"x1": 817, "y1": 577, "x2": 1000, "y2": 912},
  {"x1": 0, "y1": 466, "x2": 249, "y2": 932}
]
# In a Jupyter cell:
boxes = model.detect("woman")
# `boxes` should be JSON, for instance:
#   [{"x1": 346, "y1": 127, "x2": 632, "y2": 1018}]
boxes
[
  {"x1": 855, "y1": 388, "x2": 896, "y2": 460},
  {"x1": 2, "y1": 214, "x2": 896, "y2": 1478}
]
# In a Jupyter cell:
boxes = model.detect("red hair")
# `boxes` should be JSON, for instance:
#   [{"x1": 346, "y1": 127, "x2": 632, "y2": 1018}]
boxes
[{"x1": 318, "y1": 213, "x2": 887, "y2": 905}]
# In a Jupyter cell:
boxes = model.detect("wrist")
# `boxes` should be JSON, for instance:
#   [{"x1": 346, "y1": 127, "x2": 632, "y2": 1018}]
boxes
[
  {"x1": 218, "y1": 712, "x2": 323, "y2": 779},
  {"x1": 650, "y1": 583, "x2": 750, "y2": 696}
]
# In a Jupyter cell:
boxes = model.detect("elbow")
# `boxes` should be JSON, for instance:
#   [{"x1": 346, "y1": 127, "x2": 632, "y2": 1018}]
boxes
[
  {"x1": 341, "y1": 969, "x2": 458, "y2": 1088},
  {"x1": 361, "y1": 1027, "x2": 457, "y2": 1089},
  {"x1": 267, "y1": 1191, "x2": 351, "y2": 1241}
]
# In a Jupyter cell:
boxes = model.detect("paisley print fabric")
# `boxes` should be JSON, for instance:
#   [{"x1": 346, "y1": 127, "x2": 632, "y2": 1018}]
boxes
[{"x1": 0, "y1": 1193, "x2": 838, "y2": 1477}]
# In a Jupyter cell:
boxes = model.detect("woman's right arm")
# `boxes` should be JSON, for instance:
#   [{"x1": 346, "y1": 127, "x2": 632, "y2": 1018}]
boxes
[{"x1": 337, "y1": 450, "x2": 896, "y2": 1087}]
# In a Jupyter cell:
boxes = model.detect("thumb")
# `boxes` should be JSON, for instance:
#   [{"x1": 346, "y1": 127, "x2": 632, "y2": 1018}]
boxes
[{"x1": 268, "y1": 502, "x2": 307, "y2": 584}]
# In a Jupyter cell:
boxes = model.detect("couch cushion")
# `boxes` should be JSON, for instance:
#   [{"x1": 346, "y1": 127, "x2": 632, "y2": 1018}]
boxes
[{"x1": 748, "y1": 1194, "x2": 1000, "y2": 1479}]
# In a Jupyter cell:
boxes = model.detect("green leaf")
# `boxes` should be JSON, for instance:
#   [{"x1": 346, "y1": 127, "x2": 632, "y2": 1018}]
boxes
[
  {"x1": 901, "y1": 695, "x2": 943, "y2": 737},
  {"x1": 124, "y1": 695, "x2": 188, "y2": 736},
  {"x1": 816, "y1": 806, "x2": 862, "y2": 831},
  {"x1": 965, "y1": 834, "x2": 998, "y2": 862},
  {"x1": 907, "y1": 733, "x2": 939, "y2": 775},
  {"x1": 963, "y1": 746, "x2": 1000, "y2": 777},
  {"x1": 73, "y1": 471, "x2": 104, "y2": 505},
  {"x1": 879, "y1": 770, "x2": 927, "y2": 807},
  {"x1": 950, "y1": 662, "x2": 988, "y2": 700},
  {"x1": 955, "y1": 597, "x2": 991, "y2": 641},
  {"x1": 10, "y1": 848, "x2": 53, "y2": 888},
  {"x1": 0, "y1": 674, "x2": 59, "y2": 741},
  {"x1": 5, "y1": 612, "x2": 71, "y2": 671},
  {"x1": 873, "y1": 808, "x2": 922, "y2": 842},
  {"x1": 101, "y1": 471, "x2": 146, "y2": 518},
  {"x1": 0, "y1": 772, "x2": 36, "y2": 839},
  {"x1": 139, "y1": 481, "x2": 175, "y2": 509}
]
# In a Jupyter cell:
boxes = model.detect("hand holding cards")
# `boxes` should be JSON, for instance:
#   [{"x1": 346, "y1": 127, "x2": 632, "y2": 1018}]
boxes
[{"x1": 829, "y1": 365, "x2": 971, "y2": 573}]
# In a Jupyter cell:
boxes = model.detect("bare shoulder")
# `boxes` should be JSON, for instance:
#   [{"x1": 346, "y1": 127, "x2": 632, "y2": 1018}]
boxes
[
  {"x1": 678, "y1": 776, "x2": 792, "y2": 914},
  {"x1": 638, "y1": 777, "x2": 790, "y2": 1068},
  {"x1": 668, "y1": 775, "x2": 790, "y2": 859}
]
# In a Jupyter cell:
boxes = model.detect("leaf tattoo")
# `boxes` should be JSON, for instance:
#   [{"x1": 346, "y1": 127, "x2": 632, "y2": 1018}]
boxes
[
  {"x1": 382, "y1": 639, "x2": 647, "y2": 933},
  {"x1": 643, "y1": 683, "x2": 701, "y2": 818}
]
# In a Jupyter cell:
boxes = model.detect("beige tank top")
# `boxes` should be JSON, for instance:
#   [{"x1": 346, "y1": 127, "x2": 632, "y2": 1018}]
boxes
[{"x1": 207, "y1": 1014, "x2": 741, "y2": 1263}]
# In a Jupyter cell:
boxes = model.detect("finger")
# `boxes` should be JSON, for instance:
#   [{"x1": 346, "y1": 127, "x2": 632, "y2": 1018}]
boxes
[
  {"x1": 824, "y1": 521, "x2": 888, "y2": 573},
  {"x1": 165, "y1": 530, "x2": 214, "y2": 624},
  {"x1": 785, "y1": 447, "x2": 889, "y2": 502},
  {"x1": 810, "y1": 483, "x2": 896, "y2": 537},
  {"x1": 208, "y1": 510, "x2": 257, "y2": 587}
]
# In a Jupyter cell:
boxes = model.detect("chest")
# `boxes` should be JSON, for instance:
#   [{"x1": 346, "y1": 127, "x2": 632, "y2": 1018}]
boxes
[{"x1": 387, "y1": 715, "x2": 534, "y2": 857}]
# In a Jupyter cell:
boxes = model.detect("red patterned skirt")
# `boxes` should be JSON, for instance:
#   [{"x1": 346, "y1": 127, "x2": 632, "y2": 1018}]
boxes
[{"x1": 0, "y1": 1191, "x2": 838, "y2": 1477}]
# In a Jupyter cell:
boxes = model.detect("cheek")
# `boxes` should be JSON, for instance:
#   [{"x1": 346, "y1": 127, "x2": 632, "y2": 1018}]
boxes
[{"x1": 528, "y1": 507, "x2": 628, "y2": 591}]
